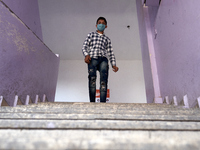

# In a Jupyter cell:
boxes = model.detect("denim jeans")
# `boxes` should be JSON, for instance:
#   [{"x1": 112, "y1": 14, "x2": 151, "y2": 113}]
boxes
[{"x1": 88, "y1": 57, "x2": 109, "y2": 103}]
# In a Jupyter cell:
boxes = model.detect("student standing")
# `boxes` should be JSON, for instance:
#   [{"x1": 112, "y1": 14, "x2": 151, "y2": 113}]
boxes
[{"x1": 82, "y1": 17, "x2": 119, "y2": 103}]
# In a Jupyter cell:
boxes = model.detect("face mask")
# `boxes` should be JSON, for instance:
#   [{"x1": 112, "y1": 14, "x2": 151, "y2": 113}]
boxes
[{"x1": 97, "y1": 24, "x2": 106, "y2": 32}]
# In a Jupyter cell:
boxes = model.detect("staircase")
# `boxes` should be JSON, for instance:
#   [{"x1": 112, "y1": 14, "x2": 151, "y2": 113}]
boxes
[{"x1": 0, "y1": 102, "x2": 200, "y2": 150}]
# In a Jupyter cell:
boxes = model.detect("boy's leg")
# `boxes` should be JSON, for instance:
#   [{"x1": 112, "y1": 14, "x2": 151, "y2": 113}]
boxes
[
  {"x1": 99, "y1": 57, "x2": 109, "y2": 103},
  {"x1": 88, "y1": 58, "x2": 98, "y2": 102}
]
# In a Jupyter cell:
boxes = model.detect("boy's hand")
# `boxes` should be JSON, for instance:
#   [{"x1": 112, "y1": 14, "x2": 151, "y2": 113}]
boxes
[
  {"x1": 85, "y1": 55, "x2": 91, "y2": 64},
  {"x1": 112, "y1": 66, "x2": 119, "y2": 72}
]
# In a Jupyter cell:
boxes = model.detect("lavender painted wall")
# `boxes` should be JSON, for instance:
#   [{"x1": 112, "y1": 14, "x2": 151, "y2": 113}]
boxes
[
  {"x1": 145, "y1": 0, "x2": 159, "y2": 6},
  {"x1": 2, "y1": 0, "x2": 43, "y2": 40},
  {"x1": 0, "y1": 2, "x2": 59, "y2": 106},
  {"x1": 154, "y1": 0, "x2": 200, "y2": 106},
  {"x1": 136, "y1": 0, "x2": 154, "y2": 103},
  {"x1": 147, "y1": 7, "x2": 159, "y2": 32}
]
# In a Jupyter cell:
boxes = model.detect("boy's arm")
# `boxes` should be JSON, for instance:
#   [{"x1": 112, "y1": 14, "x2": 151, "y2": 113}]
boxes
[
  {"x1": 107, "y1": 40, "x2": 119, "y2": 72},
  {"x1": 107, "y1": 40, "x2": 116, "y2": 66},
  {"x1": 82, "y1": 33, "x2": 91, "y2": 57}
]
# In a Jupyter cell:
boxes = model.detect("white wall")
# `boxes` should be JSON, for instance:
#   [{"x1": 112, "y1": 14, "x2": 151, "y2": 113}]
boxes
[
  {"x1": 38, "y1": 0, "x2": 148, "y2": 103},
  {"x1": 38, "y1": 0, "x2": 141, "y2": 60},
  {"x1": 55, "y1": 60, "x2": 147, "y2": 103}
]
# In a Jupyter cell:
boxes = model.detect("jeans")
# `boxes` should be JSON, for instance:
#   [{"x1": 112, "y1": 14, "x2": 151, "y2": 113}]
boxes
[{"x1": 88, "y1": 57, "x2": 109, "y2": 103}]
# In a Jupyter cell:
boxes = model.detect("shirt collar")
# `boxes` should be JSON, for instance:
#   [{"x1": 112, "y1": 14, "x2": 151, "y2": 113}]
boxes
[{"x1": 96, "y1": 30, "x2": 104, "y2": 35}]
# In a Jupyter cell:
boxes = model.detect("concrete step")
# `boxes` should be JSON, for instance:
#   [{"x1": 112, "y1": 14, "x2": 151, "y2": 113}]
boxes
[
  {"x1": 0, "y1": 119, "x2": 200, "y2": 131},
  {"x1": 29, "y1": 102, "x2": 189, "y2": 110},
  {"x1": 1, "y1": 102, "x2": 200, "y2": 150},
  {"x1": 1, "y1": 103, "x2": 199, "y2": 116},
  {"x1": 1, "y1": 113, "x2": 200, "y2": 121},
  {"x1": 0, "y1": 102, "x2": 185, "y2": 110},
  {"x1": 0, "y1": 130, "x2": 200, "y2": 150}
]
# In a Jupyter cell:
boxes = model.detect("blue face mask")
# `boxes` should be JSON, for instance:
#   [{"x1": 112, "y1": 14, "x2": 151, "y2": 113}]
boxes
[{"x1": 97, "y1": 24, "x2": 106, "y2": 32}]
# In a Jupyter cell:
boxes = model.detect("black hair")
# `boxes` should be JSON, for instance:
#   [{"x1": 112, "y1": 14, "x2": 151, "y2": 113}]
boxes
[{"x1": 96, "y1": 17, "x2": 107, "y2": 25}]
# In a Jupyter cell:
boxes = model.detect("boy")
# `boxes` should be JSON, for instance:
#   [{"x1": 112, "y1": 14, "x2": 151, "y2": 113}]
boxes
[{"x1": 82, "y1": 17, "x2": 119, "y2": 103}]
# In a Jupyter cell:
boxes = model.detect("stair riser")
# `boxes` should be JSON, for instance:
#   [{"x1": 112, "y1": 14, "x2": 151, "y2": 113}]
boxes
[
  {"x1": 0, "y1": 120, "x2": 200, "y2": 131},
  {"x1": 0, "y1": 130, "x2": 200, "y2": 150},
  {"x1": 0, "y1": 113, "x2": 200, "y2": 121}
]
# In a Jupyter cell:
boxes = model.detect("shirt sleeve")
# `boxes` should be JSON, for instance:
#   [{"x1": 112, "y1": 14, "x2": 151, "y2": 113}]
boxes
[
  {"x1": 82, "y1": 33, "x2": 91, "y2": 57},
  {"x1": 107, "y1": 39, "x2": 116, "y2": 67}
]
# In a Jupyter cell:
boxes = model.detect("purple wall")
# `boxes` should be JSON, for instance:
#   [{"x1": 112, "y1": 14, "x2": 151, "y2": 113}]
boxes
[
  {"x1": 136, "y1": 0, "x2": 154, "y2": 103},
  {"x1": 0, "y1": 2, "x2": 59, "y2": 106},
  {"x1": 154, "y1": 0, "x2": 200, "y2": 106},
  {"x1": 2, "y1": 0, "x2": 43, "y2": 40},
  {"x1": 145, "y1": 0, "x2": 159, "y2": 6}
]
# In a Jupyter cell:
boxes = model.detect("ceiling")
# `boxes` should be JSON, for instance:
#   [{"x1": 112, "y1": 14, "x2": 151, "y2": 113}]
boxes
[{"x1": 38, "y1": 0, "x2": 142, "y2": 60}]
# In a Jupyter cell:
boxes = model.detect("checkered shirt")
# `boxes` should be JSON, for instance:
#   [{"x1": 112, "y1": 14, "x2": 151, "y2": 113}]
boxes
[{"x1": 82, "y1": 31, "x2": 116, "y2": 66}]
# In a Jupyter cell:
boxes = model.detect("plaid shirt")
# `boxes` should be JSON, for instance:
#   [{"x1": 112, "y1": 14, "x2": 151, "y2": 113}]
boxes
[{"x1": 82, "y1": 31, "x2": 116, "y2": 66}]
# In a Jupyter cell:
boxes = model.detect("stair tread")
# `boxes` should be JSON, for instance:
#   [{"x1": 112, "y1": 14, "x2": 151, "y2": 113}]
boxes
[
  {"x1": 1, "y1": 113, "x2": 200, "y2": 121},
  {"x1": 0, "y1": 119, "x2": 200, "y2": 131},
  {"x1": 0, "y1": 130, "x2": 200, "y2": 150},
  {"x1": 1, "y1": 102, "x2": 200, "y2": 150},
  {"x1": 1, "y1": 102, "x2": 199, "y2": 114}
]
